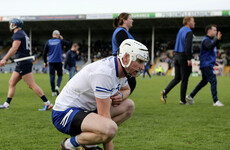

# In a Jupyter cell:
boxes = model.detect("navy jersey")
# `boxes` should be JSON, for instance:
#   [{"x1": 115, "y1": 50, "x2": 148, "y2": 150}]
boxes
[
  {"x1": 64, "y1": 49, "x2": 76, "y2": 70},
  {"x1": 12, "y1": 30, "x2": 32, "y2": 63}
]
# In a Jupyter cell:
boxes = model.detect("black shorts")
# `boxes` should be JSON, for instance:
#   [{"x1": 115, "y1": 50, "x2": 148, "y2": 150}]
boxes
[
  {"x1": 15, "y1": 63, "x2": 33, "y2": 76},
  {"x1": 69, "y1": 110, "x2": 92, "y2": 136}
]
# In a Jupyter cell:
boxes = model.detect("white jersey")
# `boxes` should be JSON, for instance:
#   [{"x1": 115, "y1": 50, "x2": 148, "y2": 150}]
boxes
[{"x1": 53, "y1": 56, "x2": 128, "y2": 111}]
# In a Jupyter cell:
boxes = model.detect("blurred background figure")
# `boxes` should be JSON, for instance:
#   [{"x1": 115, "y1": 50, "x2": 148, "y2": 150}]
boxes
[
  {"x1": 43, "y1": 30, "x2": 71, "y2": 96},
  {"x1": 64, "y1": 43, "x2": 80, "y2": 80},
  {"x1": 142, "y1": 61, "x2": 152, "y2": 79},
  {"x1": 156, "y1": 65, "x2": 164, "y2": 76}
]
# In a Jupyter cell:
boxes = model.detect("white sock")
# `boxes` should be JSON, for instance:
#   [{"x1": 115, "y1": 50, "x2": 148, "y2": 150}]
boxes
[
  {"x1": 64, "y1": 138, "x2": 79, "y2": 149},
  {"x1": 3, "y1": 102, "x2": 9, "y2": 107},
  {"x1": 44, "y1": 100, "x2": 51, "y2": 105}
]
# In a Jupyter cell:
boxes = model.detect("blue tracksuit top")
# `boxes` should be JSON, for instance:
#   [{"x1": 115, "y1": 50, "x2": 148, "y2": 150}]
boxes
[
  {"x1": 174, "y1": 26, "x2": 192, "y2": 53},
  {"x1": 112, "y1": 27, "x2": 134, "y2": 55},
  {"x1": 199, "y1": 36, "x2": 217, "y2": 68},
  {"x1": 47, "y1": 38, "x2": 63, "y2": 63}
]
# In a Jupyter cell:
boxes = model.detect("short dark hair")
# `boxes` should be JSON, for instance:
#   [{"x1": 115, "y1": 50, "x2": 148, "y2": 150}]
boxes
[
  {"x1": 205, "y1": 24, "x2": 217, "y2": 34},
  {"x1": 113, "y1": 12, "x2": 131, "y2": 28}
]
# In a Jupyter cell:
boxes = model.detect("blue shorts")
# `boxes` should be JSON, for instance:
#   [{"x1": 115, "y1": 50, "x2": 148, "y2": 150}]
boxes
[
  {"x1": 52, "y1": 108, "x2": 92, "y2": 136},
  {"x1": 15, "y1": 63, "x2": 32, "y2": 76}
]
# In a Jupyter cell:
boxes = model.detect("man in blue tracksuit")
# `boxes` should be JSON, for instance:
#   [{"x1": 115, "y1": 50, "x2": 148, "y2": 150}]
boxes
[
  {"x1": 43, "y1": 30, "x2": 71, "y2": 96},
  {"x1": 161, "y1": 17, "x2": 195, "y2": 104},
  {"x1": 186, "y1": 24, "x2": 224, "y2": 106}
]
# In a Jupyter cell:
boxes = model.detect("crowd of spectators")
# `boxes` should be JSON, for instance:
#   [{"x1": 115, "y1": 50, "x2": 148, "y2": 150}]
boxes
[{"x1": 1, "y1": 40, "x2": 230, "y2": 76}]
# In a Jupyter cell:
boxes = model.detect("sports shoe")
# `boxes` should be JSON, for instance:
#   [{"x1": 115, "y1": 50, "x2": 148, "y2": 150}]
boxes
[
  {"x1": 38, "y1": 103, "x2": 53, "y2": 111},
  {"x1": 55, "y1": 86, "x2": 60, "y2": 95},
  {"x1": 160, "y1": 90, "x2": 167, "y2": 104},
  {"x1": 186, "y1": 95, "x2": 195, "y2": 104},
  {"x1": 60, "y1": 138, "x2": 70, "y2": 150},
  {"x1": 179, "y1": 101, "x2": 189, "y2": 105},
  {"x1": 0, "y1": 103, "x2": 9, "y2": 109},
  {"x1": 80, "y1": 145, "x2": 103, "y2": 150},
  {"x1": 52, "y1": 92, "x2": 57, "y2": 96},
  {"x1": 213, "y1": 101, "x2": 224, "y2": 107}
]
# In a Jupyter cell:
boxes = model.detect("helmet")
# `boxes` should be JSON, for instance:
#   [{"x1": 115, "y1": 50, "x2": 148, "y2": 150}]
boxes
[
  {"x1": 9, "y1": 18, "x2": 23, "y2": 31},
  {"x1": 118, "y1": 39, "x2": 149, "y2": 68}
]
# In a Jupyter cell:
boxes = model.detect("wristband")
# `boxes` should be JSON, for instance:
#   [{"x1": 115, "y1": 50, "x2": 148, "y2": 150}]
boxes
[{"x1": 118, "y1": 92, "x2": 123, "y2": 100}]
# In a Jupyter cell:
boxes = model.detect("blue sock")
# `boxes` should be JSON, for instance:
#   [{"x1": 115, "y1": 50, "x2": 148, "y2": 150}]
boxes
[
  {"x1": 70, "y1": 136, "x2": 80, "y2": 147},
  {"x1": 6, "y1": 97, "x2": 12, "y2": 104},
  {"x1": 40, "y1": 95, "x2": 48, "y2": 102}
]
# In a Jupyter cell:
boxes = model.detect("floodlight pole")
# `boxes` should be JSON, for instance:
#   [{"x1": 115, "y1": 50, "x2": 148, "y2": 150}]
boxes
[
  {"x1": 82, "y1": 27, "x2": 92, "y2": 67},
  {"x1": 151, "y1": 25, "x2": 155, "y2": 65},
  {"x1": 87, "y1": 27, "x2": 91, "y2": 63}
]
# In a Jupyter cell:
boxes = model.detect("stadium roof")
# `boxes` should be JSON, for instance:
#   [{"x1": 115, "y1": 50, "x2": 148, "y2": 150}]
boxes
[
  {"x1": 1, "y1": 10, "x2": 230, "y2": 21},
  {"x1": 0, "y1": 0, "x2": 229, "y2": 16}
]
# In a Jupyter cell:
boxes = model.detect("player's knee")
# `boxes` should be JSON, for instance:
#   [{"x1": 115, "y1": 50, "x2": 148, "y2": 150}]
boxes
[
  {"x1": 126, "y1": 99, "x2": 135, "y2": 117},
  {"x1": 101, "y1": 121, "x2": 118, "y2": 142},
  {"x1": 27, "y1": 82, "x2": 36, "y2": 89},
  {"x1": 27, "y1": 83, "x2": 33, "y2": 89},
  {"x1": 8, "y1": 80, "x2": 16, "y2": 87}
]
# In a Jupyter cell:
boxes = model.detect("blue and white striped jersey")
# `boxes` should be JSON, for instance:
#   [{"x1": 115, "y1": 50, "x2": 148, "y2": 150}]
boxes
[{"x1": 53, "y1": 56, "x2": 128, "y2": 111}]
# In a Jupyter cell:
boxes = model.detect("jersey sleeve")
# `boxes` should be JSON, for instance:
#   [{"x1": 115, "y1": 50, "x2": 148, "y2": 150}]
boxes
[
  {"x1": 12, "y1": 32, "x2": 23, "y2": 41},
  {"x1": 121, "y1": 79, "x2": 128, "y2": 87},
  {"x1": 90, "y1": 73, "x2": 114, "y2": 99}
]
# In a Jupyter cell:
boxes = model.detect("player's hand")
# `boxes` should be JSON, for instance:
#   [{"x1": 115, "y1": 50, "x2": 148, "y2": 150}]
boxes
[
  {"x1": 44, "y1": 63, "x2": 48, "y2": 68},
  {"x1": 0, "y1": 59, "x2": 6, "y2": 67},
  {"x1": 110, "y1": 92, "x2": 123, "y2": 107},
  {"x1": 59, "y1": 35, "x2": 63, "y2": 40},
  {"x1": 217, "y1": 31, "x2": 222, "y2": 40},
  {"x1": 187, "y1": 60, "x2": 192, "y2": 66}
]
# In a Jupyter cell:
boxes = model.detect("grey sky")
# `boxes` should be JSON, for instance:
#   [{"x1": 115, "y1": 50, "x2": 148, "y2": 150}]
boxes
[{"x1": 0, "y1": 0, "x2": 230, "y2": 16}]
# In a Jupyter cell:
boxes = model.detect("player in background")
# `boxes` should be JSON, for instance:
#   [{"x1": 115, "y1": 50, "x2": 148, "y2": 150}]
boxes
[
  {"x1": 142, "y1": 61, "x2": 152, "y2": 79},
  {"x1": 43, "y1": 30, "x2": 71, "y2": 96},
  {"x1": 0, "y1": 18, "x2": 53, "y2": 111},
  {"x1": 186, "y1": 24, "x2": 224, "y2": 106},
  {"x1": 52, "y1": 39, "x2": 149, "y2": 150},
  {"x1": 64, "y1": 43, "x2": 80, "y2": 80},
  {"x1": 161, "y1": 17, "x2": 195, "y2": 104},
  {"x1": 112, "y1": 12, "x2": 137, "y2": 95}
]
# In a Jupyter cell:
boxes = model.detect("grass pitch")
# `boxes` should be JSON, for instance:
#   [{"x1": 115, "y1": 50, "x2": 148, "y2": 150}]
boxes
[{"x1": 0, "y1": 74, "x2": 230, "y2": 150}]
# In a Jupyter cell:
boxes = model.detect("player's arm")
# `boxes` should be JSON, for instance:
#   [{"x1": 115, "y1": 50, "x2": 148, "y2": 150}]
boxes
[
  {"x1": 43, "y1": 41, "x2": 49, "y2": 67},
  {"x1": 116, "y1": 30, "x2": 128, "y2": 47},
  {"x1": 95, "y1": 97, "x2": 114, "y2": 150},
  {"x1": 185, "y1": 31, "x2": 193, "y2": 66},
  {"x1": 119, "y1": 84, "x2": 130, "y2": 100},
  {"x1": 0, "y1": 40, "x2": 21, "y2": 66},
  {"x1": 61, "y1": 39, "x2": 71, "y2": 48},
  {"x1": 185, "y1": 32, "x2": 193, "y2": 60},
  {"x1": 110, "y1": 84, "x2": 130, "y2": 106},
  {"x1": 203, "y1": 38, "x2": 220, "y2": 51},
  {"x1": 96, "y1": 97, "x2": 111, "y2": 118}
]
